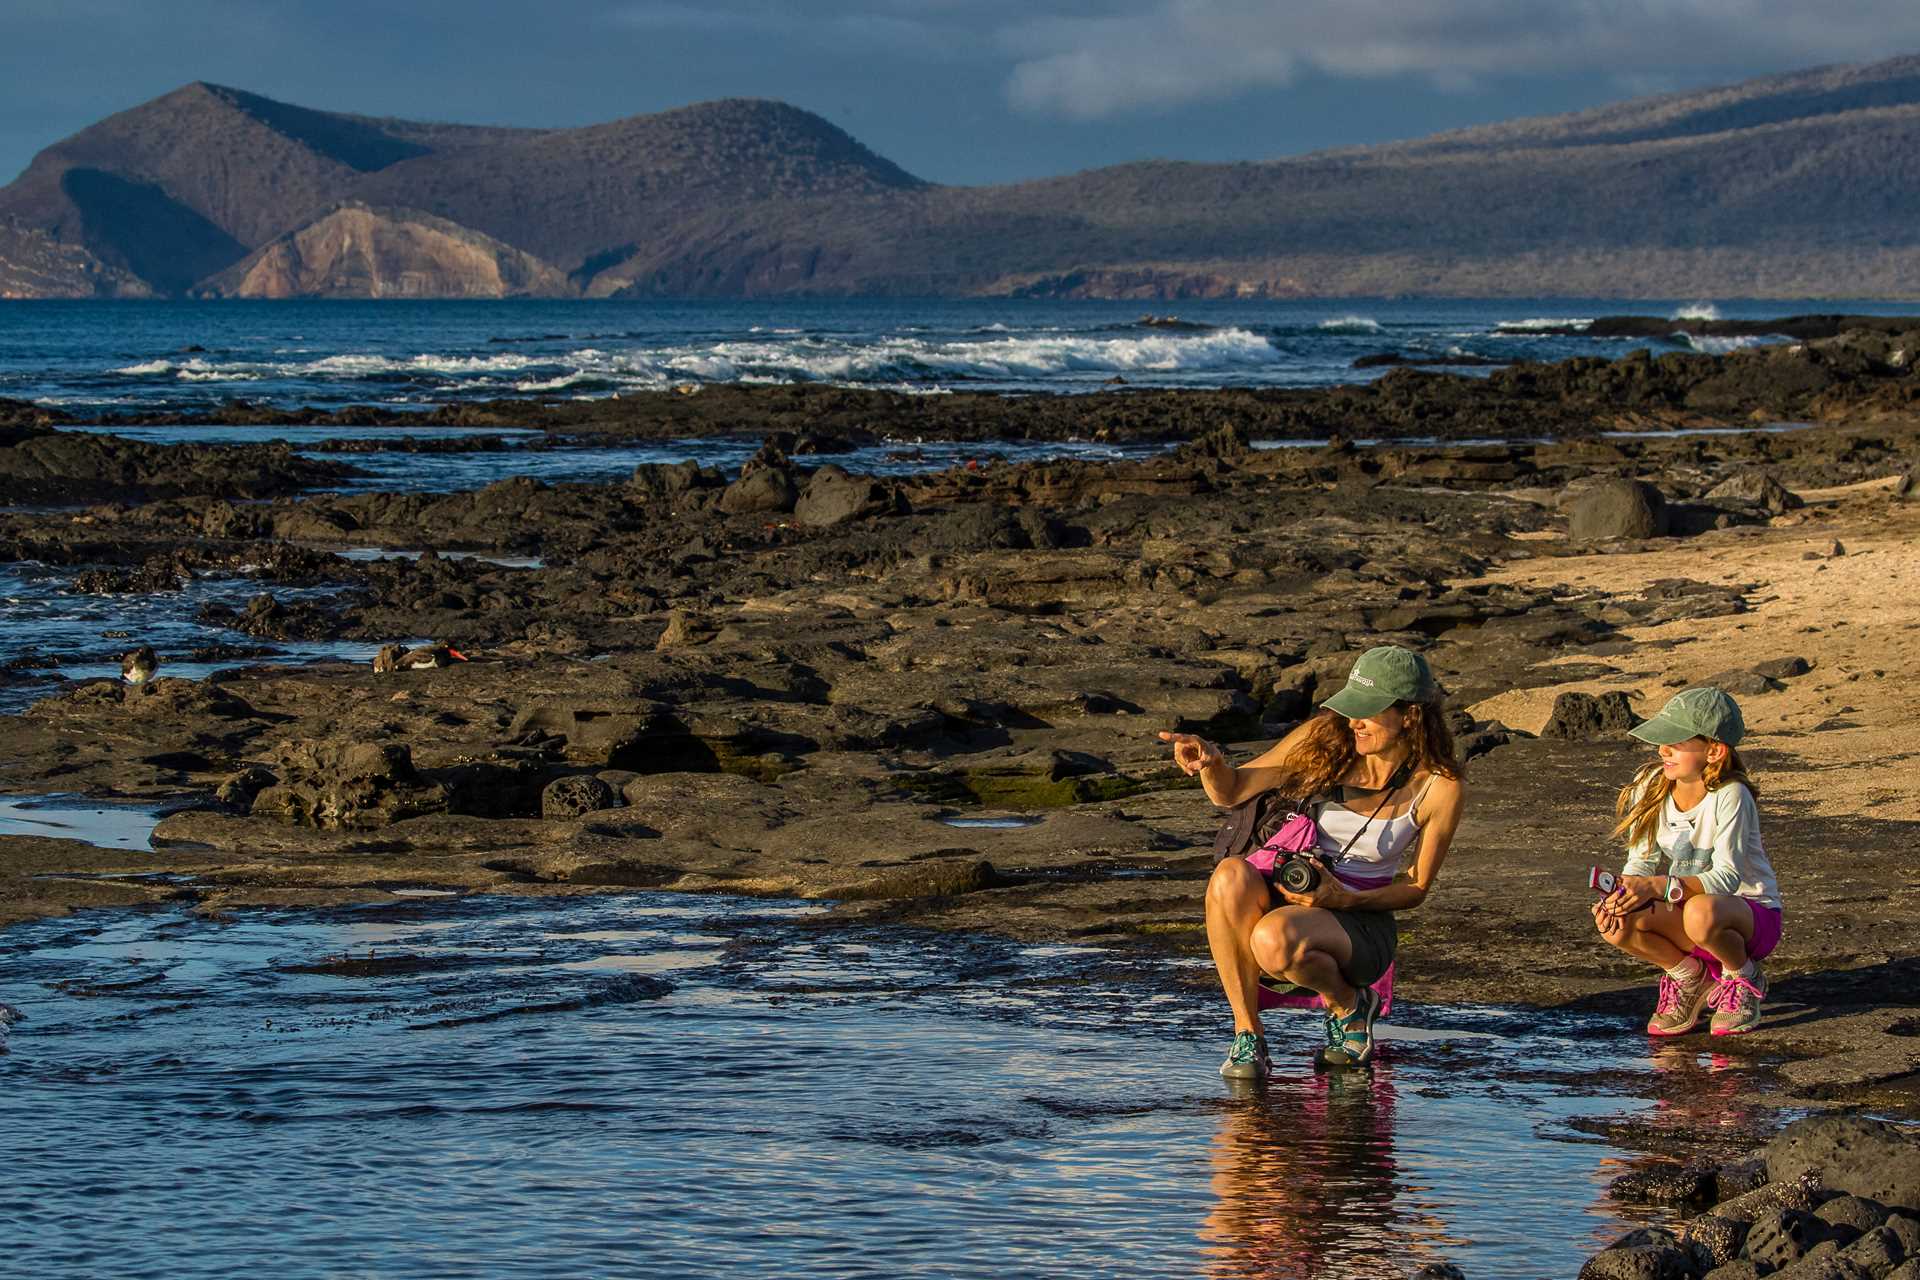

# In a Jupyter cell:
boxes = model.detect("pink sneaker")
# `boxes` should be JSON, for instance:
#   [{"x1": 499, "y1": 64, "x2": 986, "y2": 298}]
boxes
[
  {"x1": 1647, "y1": 965, "x2": 1715, "y2": 1036},
  {"x1": 1708, "y1": 965, "x2": 1768, "y2": 1036}
]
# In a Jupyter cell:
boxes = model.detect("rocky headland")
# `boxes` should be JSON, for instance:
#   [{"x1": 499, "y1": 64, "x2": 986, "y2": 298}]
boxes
[{"x1": 15, "y1": 54, "x2": 1920, "y2": 300}]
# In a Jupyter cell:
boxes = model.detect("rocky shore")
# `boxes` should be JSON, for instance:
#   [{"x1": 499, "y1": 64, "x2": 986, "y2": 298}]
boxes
[
  {"x1": 3, "y1": 333, "x2": 1919, "y2": 1139},
  {"x1": 1578, "y1": 1116, "x2": 1920, "y2": 1280}
]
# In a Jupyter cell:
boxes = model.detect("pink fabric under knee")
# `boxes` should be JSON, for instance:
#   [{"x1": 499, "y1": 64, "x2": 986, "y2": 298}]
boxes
[{"x1": 1691, "y1": 900, "x2": 1782, "y2": 974}]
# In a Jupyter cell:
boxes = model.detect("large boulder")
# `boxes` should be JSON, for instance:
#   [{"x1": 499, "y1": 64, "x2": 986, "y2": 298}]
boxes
[
  {"x1": 1578, "y1": 1227, "x2": 1694, "y2": 1280},
  {"x1": 796, "y1": 465, "x2": 898, "y2": 527},
  {"x1": 718, "y1": 458, "x2": 798, "y2": 514},
  {"x1": 541, "y1": 775, "x2": 617, "y2": 819},
  {"x1": 1767, "y1": 1117, "x2": 1920, "y2": 1210},
  {"x1": 1540, "y1": 691, "x2": 1638, "y2": 740},
  {"x1": 250, "y1": 740, "x2": 449, "y2": 829},
  {"x1": 1569, "y1": 478, "x2": 1670, "y2": 541},
  {"x1": 1743, "y1": 1208, "x2": 1833, "y2": 1273},
  {"x1": 1707, "y1": 469, "x2": 1805, "y2": 515}
]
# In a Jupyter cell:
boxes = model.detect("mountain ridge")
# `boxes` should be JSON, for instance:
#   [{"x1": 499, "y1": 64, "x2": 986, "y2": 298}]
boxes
[{"x1": 6, "y1": 55, "x2": 1920, "y2": 300}]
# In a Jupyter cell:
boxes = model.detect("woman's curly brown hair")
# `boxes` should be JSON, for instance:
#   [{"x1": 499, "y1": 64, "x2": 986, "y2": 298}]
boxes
[{"x1": 1281, "y1": 701, "x2": 1462, "y2": 799}]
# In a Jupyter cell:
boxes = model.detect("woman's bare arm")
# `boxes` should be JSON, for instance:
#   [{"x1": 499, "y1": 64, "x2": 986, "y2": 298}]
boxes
[{"x1": 1159, "y1": 718, "x2": 1318, "y2": 808}]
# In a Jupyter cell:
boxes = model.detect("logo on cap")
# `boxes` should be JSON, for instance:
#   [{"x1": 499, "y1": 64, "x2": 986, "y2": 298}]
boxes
[{"x1": 1350, "y1": 674, "x2": 1375, "y2": 687}]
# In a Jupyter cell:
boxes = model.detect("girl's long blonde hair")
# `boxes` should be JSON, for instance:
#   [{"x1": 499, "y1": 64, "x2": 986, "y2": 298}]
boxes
[
  {"x1": 1282, "y1": 702, "x2": 1462, "y2": 799},
  {"x1": 1612, "y1": 743, "x2": 1756, "y2": 853}
]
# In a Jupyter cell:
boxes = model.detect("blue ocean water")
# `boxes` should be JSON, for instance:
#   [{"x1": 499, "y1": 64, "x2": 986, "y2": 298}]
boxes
[{"x1": 6, "y1": 296, "x2": 1915, "y2": 414}]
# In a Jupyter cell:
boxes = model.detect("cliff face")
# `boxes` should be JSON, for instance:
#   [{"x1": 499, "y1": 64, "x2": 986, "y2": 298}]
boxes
[
  {"x1": 8, "y1": 57, "x2": 1920, "y2": 300},
  {"x1": 0, "y1": 223, "x2": 151, "y2": 298},
  {"x1": 205, "y1": 205, "x2": 571, "y2": 299}
]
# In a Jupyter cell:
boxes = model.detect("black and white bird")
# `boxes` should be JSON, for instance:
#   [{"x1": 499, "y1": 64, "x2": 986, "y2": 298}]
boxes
[
  {"x1": 121, "y1": 646, "x2": 158, "y2": 686},
  {"x1": 373, "y1": 643, "x2": 469, "y2": 673}
]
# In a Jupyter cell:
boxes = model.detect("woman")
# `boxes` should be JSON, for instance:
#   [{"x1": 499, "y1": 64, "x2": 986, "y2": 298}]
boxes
[{"x1": 1162, "y1": 646, "x2": 1466, "y2": 1078}]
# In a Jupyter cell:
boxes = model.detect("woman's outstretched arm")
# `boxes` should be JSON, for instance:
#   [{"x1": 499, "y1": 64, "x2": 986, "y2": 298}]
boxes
[{"x1": 1159, "y1": 718, "x2": 1318, "y2": 808}]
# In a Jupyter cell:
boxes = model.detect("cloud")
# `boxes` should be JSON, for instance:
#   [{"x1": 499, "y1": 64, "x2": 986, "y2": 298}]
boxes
[{"x1": 1001, "y1": 0, "x2": 1920, "y2": 118}]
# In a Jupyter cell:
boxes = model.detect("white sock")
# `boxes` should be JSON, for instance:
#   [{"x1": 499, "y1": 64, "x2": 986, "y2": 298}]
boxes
[{"x1": 1668, "y1": 957, "x2": 1704, "y2": 980}]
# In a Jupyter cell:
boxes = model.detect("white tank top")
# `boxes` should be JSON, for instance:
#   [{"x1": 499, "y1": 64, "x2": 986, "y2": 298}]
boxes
[{"x1": 1313, "y1": 774, "x2": 1435, "y2": 879}]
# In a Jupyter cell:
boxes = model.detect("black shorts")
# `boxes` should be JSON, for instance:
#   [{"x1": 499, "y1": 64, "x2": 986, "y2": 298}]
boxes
[
  {"x1": 1262, "y1": 878, "x2": 1398, "y2": 987},
  {"x1": 1329, "y1": 907, "x2": 1398, "y2": 988}
]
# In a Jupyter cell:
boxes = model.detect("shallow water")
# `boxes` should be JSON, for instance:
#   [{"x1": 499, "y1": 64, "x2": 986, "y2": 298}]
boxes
[
  {"x1": 34, "y1": 424, "x2": 1174, "y2": 495},
  {"x1": 0, "y1": 890, "x2": 1773, "y2": 1279},
  {"x1": 301, "y1": 436, "x2": 1173, "y2": 493},
  {"x1": 0, "y1": 794, "x2": 163, "y2": 849},
  {"x1": 0, "y1": 561, "x2": 401, "y2": 712}
]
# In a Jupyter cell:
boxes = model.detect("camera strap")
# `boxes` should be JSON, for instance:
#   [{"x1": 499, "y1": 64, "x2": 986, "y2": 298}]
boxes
[{"x1": 1331, "y1": 760, "x2": 1413, "y2": 862}]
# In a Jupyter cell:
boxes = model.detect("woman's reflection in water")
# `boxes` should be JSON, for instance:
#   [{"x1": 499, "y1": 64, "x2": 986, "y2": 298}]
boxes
[{"x1": 1201, "y1": 1062, "x2": 1455, "y2": 1280}]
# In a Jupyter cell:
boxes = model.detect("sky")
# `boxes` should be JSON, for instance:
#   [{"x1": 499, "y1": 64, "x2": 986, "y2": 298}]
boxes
[{"x1": 4, "y1": 0, "x2": 1920, "y2": 188}]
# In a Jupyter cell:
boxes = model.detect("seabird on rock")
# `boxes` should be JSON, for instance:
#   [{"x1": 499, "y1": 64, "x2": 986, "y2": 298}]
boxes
[
  {"x1": 121, "y1": 646, "x2": 158, "y2": 685},
  {"x1": 373, "y1": 643, "x2": 469, "y2": 673}
]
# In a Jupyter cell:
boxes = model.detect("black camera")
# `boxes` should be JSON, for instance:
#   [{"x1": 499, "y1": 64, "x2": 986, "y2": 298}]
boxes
[{"x1": 1275, "y1": 852, "x2": 1334, "y2": 895}]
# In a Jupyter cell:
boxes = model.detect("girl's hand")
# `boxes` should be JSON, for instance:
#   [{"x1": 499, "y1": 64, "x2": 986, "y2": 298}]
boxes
[
  {"x1": 1158, "y1": 731, "x2": 1225, "y2": 776},
  {"x1": 1591, "y1": 896, "x2": 1628, "y2": 941},
  {"x1": 1596, "y1": 875, "x2": 1658, "y2": 920}
]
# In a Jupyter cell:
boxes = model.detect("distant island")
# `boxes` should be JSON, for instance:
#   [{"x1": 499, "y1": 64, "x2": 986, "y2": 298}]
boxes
[{"x1": 7, "y1": 54, "x2": 1920, "y2": 300}]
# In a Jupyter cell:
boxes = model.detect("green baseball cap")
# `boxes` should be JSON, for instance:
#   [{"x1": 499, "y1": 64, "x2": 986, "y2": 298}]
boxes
[
  {"x1": 1320, "y1": 646, "x2": 1440, "y2": 718},
  {"x1": 1629, "y1": 686, "x2": 1746, "y2": 747}
]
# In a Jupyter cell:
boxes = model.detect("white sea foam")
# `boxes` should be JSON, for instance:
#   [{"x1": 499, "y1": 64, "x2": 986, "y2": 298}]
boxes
[
  {"x1": 177, "y1": 369, "x2": 257, "y2": 382},
  {"x1": 1679, "y1": 333, "x2": 1775, "y2": 355},
  {"x1": 1494, "y1": 317, "x2": 1591, "y2": 333},
  {"x1": 1673, "y1": 302, "x2": 1722, "y2": 321},
  {"x1": 512, "y1": 372, "x2": 600, "y2": 392},
  {"x1": 112, "y1": 360, "x2": 174, "y2": 375},
  {"x1": 1319, "y1": 315, "x2": 1383, "y2": 333}
]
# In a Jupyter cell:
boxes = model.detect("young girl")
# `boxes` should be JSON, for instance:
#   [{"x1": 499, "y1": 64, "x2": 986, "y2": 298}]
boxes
[{"x1": 1593, "y1": 687, "x2": 1783, "y2": 1036}]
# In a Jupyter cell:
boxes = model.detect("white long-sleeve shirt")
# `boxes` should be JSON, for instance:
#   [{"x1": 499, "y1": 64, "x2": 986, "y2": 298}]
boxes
[{"x1": 1622, "y1": 781, "x2": 1781, "y2": 909}]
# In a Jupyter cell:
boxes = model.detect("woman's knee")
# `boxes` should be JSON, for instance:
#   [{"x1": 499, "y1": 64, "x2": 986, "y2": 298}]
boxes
[
  {"x1": 1206, "y1": 858, "x2": 1267, "y2": 912},
  {"x1": 1249, "y1": 912, "x2": 1309, "y2": 974}
]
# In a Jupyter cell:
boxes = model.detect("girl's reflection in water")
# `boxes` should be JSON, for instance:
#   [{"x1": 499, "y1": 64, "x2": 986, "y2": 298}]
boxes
[{"x1": 1200, "y1": 1063, "x2": 1457, "y2": 1279}]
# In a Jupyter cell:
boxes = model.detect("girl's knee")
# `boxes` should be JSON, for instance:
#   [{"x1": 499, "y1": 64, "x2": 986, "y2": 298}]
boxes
[
  {"x1": 1682, "y1": 893, "x2": 1741, "y2": 938},
  {"x1": 1593, "y1": 915, "x2": 1632, "y2": 950}
]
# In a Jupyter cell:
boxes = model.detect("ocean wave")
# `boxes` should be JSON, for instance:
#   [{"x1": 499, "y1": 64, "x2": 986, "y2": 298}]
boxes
[
  {"x1": 178, "y1": 369, "x2": 258, "y2": 382},
  {"x1": 1318, "y1": 315, "x2": 1383, "y2": 334},
  {"x1": 1673, "y1": 302, "x2": 1721, "y2": 321},
  {"x1": 579, "y1": 328, "x2": 1285, "y2": 385},
  {"x1": 61, "y1": 329, "x2": 1286, "y2": 406},
  {"x1": 1494, "y1": 317, "x2": 1592, "y2": 333},
  {"x1": 1678, "y1": 333, "x2": 1776, "y2": 355},
  {"x1": 512, "y1": 372, "x2": 620, "y2": 392}
]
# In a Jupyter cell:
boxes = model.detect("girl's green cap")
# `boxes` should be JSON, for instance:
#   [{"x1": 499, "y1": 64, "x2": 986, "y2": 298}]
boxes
[
  {"x1": 1629, "y1": 687, "x2": 1746, "y2": 747},
  {"x1": 1320, "y1": 646, "x2": 1439, "y2": 718}
]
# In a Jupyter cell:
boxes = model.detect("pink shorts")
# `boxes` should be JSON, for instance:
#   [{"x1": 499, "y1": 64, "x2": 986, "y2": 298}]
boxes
[{"x1": 1691, "y1": 900, "x2": 1783, "y2": 973}]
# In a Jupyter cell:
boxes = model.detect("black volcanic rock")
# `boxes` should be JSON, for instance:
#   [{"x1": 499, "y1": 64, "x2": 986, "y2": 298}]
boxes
[{"x1": 0, "y1": 424, "x2": 361, "y2": 504}]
